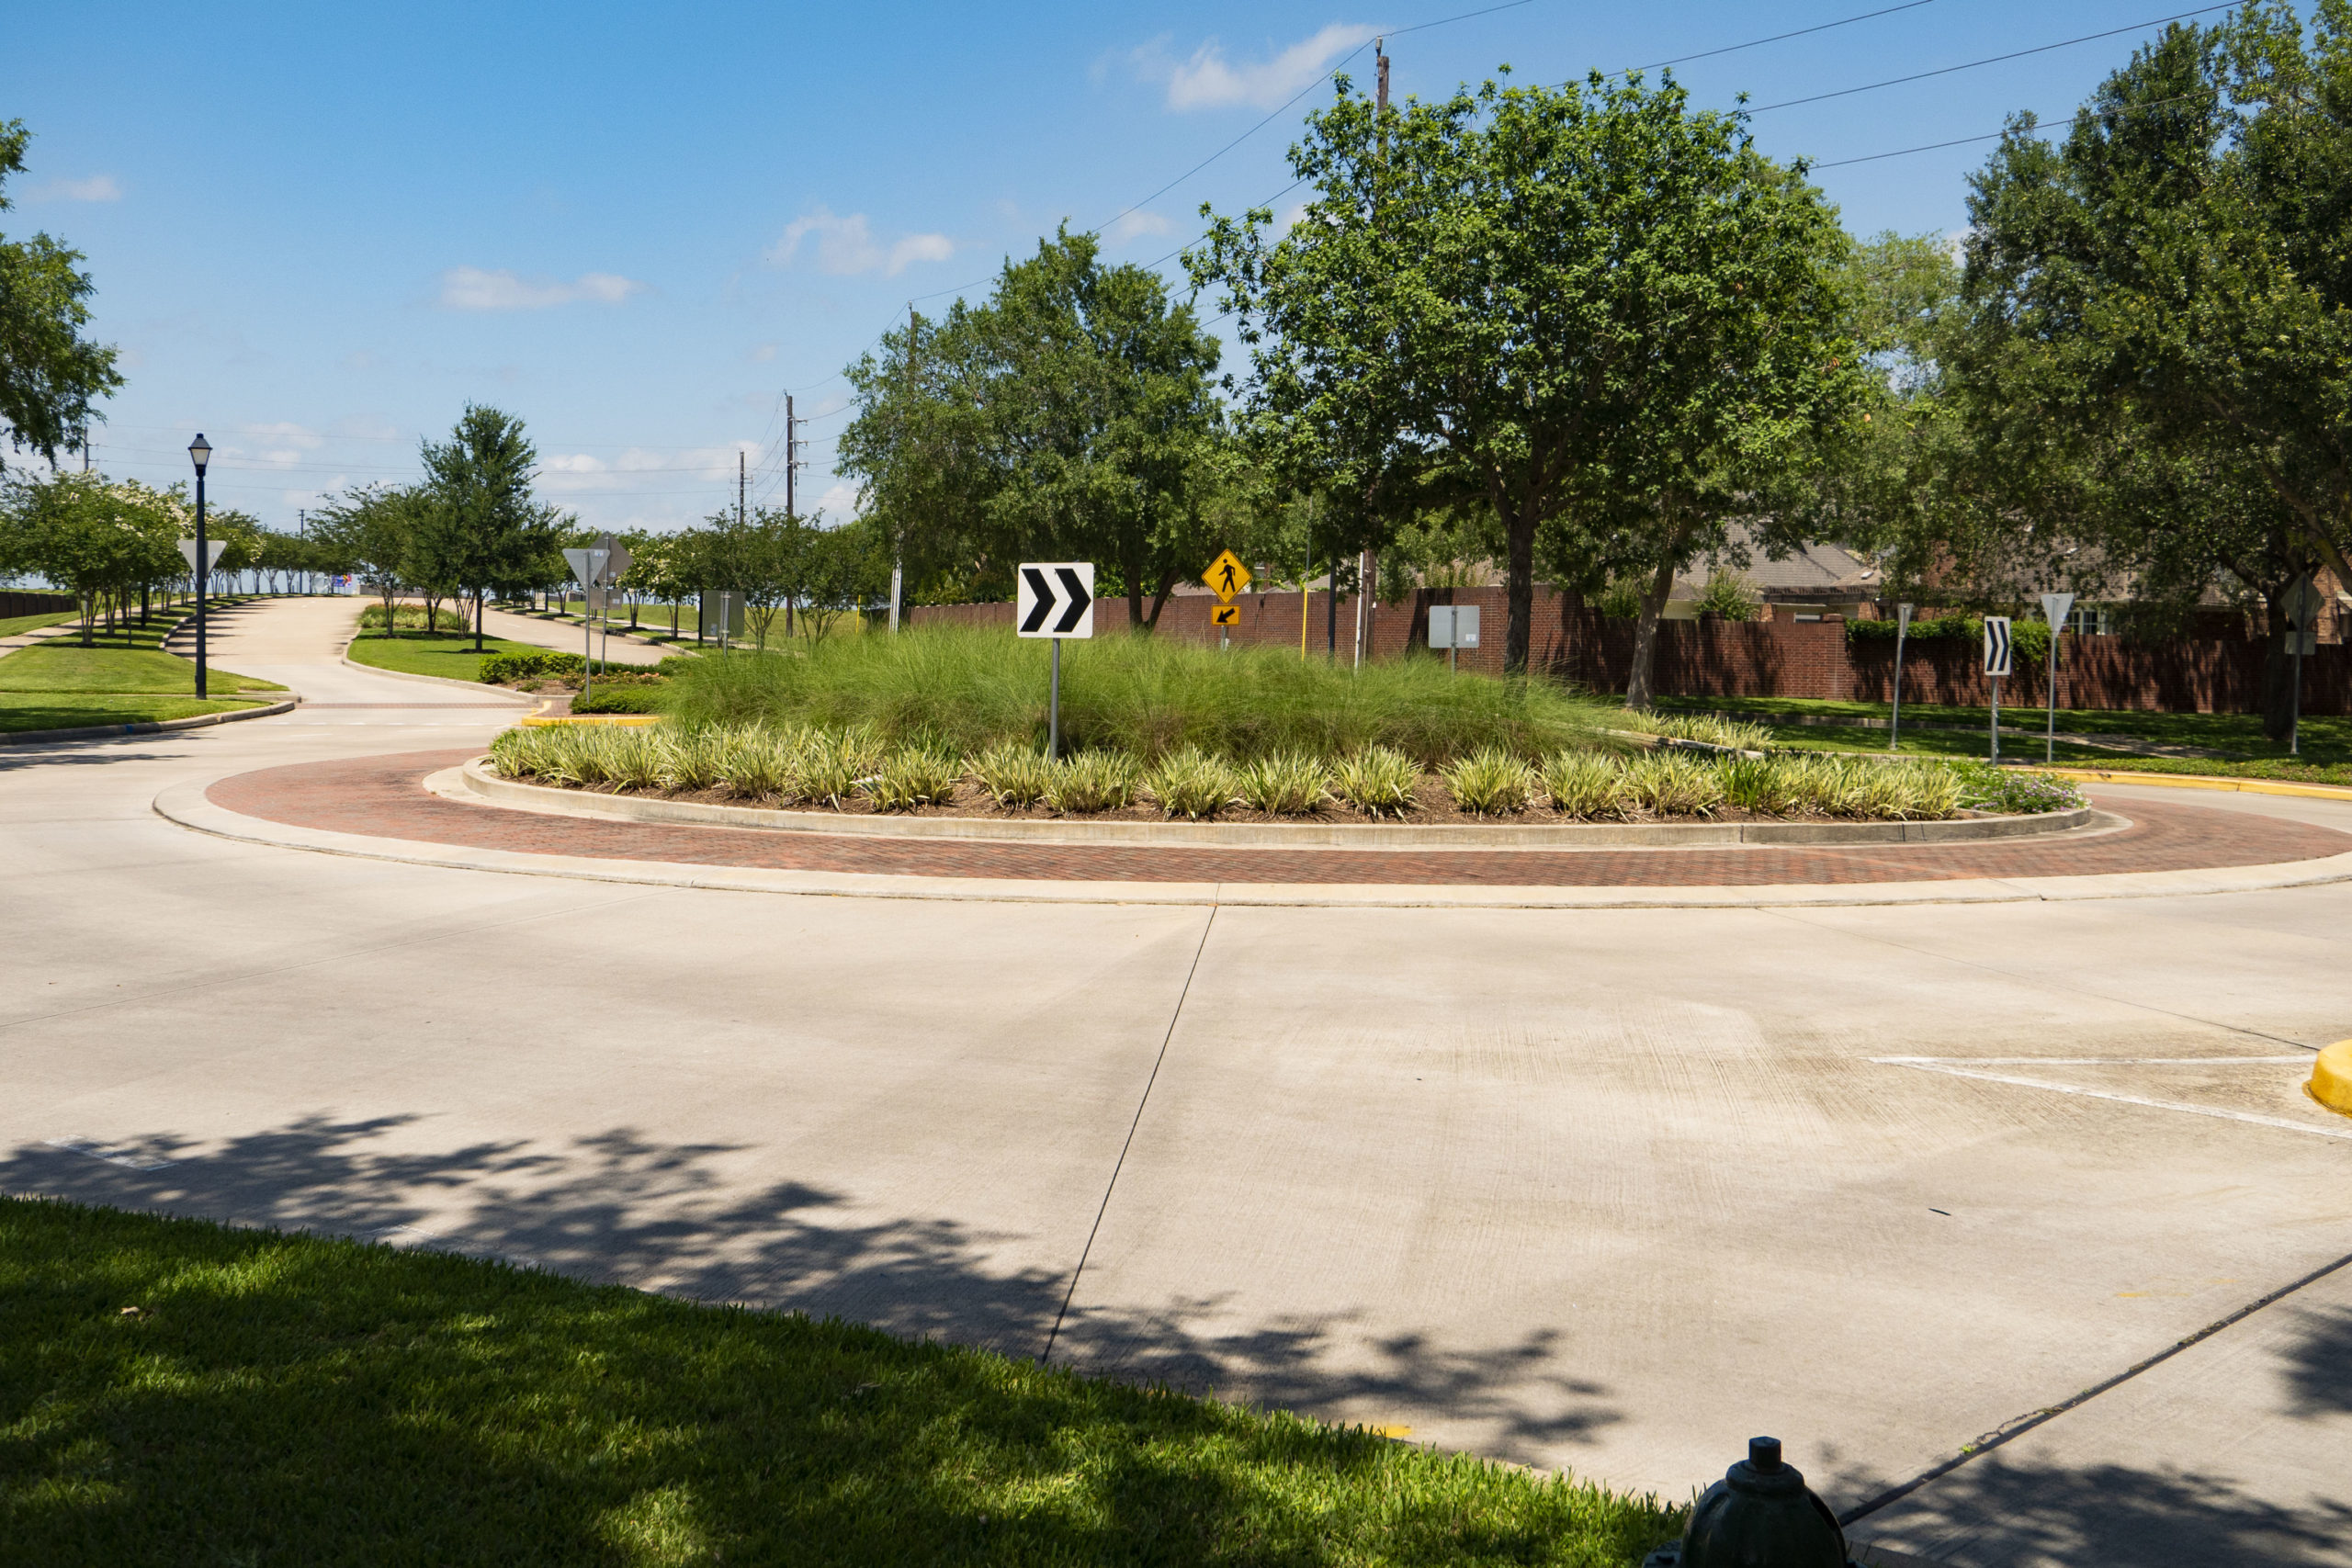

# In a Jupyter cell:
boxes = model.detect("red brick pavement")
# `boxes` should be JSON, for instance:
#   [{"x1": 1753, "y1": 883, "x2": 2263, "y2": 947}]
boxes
[{"x1": 202, "y1": 750, "x2": 2352, "y2": 887}]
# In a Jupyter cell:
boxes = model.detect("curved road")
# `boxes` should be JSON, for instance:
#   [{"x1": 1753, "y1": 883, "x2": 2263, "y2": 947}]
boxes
[{"x1": 4, "y1": 597, "x2": 2346, "y2": 1567}]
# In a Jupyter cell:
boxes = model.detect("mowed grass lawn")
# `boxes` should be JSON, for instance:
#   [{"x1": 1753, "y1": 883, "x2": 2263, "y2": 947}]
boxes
[
  {"x1": 345, "y1": 629, "x2": 570, "y2": 682},
  {"x1": 1653, "y1": 694, "x2": 2352, "y2": 785},
  {"x1": 0, "y1": 612, "x2": 283, "y2": 733},
  {"x1": 0, "y1": 1197, "x2": 1678, "y2": 1566}
]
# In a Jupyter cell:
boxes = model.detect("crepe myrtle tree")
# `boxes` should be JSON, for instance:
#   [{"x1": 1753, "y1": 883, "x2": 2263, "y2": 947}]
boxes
[{"x1": 1191, "y1": 67, "x2": 1862, "y2": 682}]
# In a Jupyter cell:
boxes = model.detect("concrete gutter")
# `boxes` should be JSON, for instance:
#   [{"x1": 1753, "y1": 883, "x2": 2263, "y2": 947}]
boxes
[
  {"x1": 0, "y1": 698, "x2": 297, "y2": 746},
  {"x1": 457, "y1": 756, "x2": 2108, "y2": 850},
  {"x1": 153, "y1": 770, "x2": 2352, "y2": 909}
]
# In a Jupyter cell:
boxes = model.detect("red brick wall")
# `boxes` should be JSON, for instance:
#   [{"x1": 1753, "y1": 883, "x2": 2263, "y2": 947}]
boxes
[{"x1": 909, "y1": 589, "x2": 2352, "y2": 715}]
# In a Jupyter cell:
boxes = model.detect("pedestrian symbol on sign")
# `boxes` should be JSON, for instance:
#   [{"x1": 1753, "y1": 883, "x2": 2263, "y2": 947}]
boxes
[{"x1": 1204, "y1": 549, "x2": 1251, "y2": 602}]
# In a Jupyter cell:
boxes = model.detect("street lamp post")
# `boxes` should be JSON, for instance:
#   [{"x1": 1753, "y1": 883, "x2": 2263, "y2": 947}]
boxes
[{"x1": 188, "y1": 434, "x2": 211, "y2": 698}]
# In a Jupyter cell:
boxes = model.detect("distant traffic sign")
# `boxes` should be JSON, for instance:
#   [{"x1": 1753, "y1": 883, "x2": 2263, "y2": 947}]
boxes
[
  {"x1": 1210, "y1": 604, "x2": 1240, "y2": 626},
  {"x1": 2286, "y1": 575, "x2": 2324, "y2": 655},
  {"x1": 1017, "y1": 562, "x2": 1094, "y2": 637},
  {"x1": 177, "y1": 537, "x2": 228, "y2": 576},
  {"x1": 1983, "y1": 615, "x2": 2014, "y2": 678},
  {"x1": 593, "y1": 531, "x2": 633, "y2": 583},
  {"x1": 1204, "y1": 549, "x2": 1251, "y2": 602},
  {"x1": 1428, "y1": 605, "x2": 1479, "y2": 649},
  {"x1": 561, "y1": 547, "x2": 609, "y2": 586}
]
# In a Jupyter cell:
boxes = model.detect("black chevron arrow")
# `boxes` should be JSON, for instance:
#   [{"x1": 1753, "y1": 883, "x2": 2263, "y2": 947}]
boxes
[
  {"x1": 1020, "y1": 567, "x2": 1055, "y2": 633},
  {"x1": 1053, "y1": 567, "x2": 1092, "y2": 634}
]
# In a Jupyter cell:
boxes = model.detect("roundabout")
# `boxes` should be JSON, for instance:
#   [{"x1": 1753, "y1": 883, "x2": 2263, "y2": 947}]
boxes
[{"x1": 6, "y1": 599, "x2": 2348, "y2": 1565}]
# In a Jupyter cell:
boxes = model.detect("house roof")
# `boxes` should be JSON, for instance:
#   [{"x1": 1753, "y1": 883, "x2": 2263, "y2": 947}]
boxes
[{"x1": 1675, "y1": 529, "x2": 1881, "y2": 602}]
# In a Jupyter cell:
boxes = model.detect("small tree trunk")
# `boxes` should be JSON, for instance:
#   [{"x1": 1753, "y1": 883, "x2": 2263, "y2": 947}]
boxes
[
  {"x1": 1504, "y1": 513, "x2": 1535, "y2": 674},
  {"x1": 475, "y1": 591, "x2": 486, "y2": 653},
  {"x1": 2262, "y1": 604, "x2": 2297, "y2": 746},
  {"x1": 1623, "y1": 554, "x2": 1680, "y2": 710}
]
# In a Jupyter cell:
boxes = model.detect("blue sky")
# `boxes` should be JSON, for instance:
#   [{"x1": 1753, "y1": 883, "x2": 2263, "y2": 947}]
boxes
[{"x1": 1, "y1": 1, "x2": 2266, "y2": 533}]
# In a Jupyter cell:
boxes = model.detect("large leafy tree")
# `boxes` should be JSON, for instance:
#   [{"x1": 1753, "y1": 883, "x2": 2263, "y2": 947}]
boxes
[
  {"x1": 1192, "y1": 69, "x2": 1860, "y2": 682},
  {"x1": 1961, "y1": 3, "x2": 2352, "y2": 736},
  {"x1": 0, "y1": 471, "x2": 180, "y2": 642},
  {"x1": 0, "y1": 121, "x2": 120, "y2": 470},
  {"x1": 413, "y1": 404, "x2": 564, "y2": 649},
  {"x1": 842, "y1": 230, "x2": 1226, "y2": 626},
  {"x1": 313, "y1": 483, "x2": 426, "y2": 633}
]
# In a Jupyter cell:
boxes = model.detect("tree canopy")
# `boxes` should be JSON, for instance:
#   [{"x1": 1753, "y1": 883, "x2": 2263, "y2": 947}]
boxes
[{"x1": 0, "y1": 120, "x2": 120, "y2": 471}]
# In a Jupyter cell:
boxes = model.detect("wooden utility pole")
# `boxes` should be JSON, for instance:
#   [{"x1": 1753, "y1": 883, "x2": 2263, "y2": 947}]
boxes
[
  {"x1": 738, "y1": 450, "x2": 747, "y2": 526},
  {"x1": 785, "y1": 395, "x2": 797, "y2": 516},
  {"x1": 1355, "y1": 39, "x2": 1389, "y2": 670}
]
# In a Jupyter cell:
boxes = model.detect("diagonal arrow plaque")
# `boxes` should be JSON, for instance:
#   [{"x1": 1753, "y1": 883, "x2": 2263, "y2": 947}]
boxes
[{"x1": 1017, "y1": 561, "x2": 1094, "y2": 639}]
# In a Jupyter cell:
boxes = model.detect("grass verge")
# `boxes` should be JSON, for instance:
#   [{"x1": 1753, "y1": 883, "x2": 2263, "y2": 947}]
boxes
[
  {"x1": 0, "y1": 607, "x2": 82, "y2": 639},
  {"x1": 0, "y1": 693, "x2": 266, "y2": 733},
  {"x1": 669, "y1": 625, "x2": 1614, "y2": 763},
  {"x1": 345, "y1": 630, "x2": 575, "y2": 682},
  {"x1": 0, "y1": 1195, "x2": 1679, "y2": 1565}
]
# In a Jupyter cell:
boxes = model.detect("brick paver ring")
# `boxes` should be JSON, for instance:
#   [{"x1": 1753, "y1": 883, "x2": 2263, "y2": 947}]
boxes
[{"x1": 196, "y1": 750, "x2": 2352, "y2": 891}]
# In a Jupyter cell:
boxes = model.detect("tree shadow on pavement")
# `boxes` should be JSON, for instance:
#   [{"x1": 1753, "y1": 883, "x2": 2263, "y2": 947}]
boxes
[
  {"x1": 0, "y1": 1115, "x2": 1625, "y2": 1472},
  {"x1": 1850, "y1": 1456, "x2": 2352, "y2": 1568},
  {"x1": 2282, "y1": 1298, "x2": 2352, "y2": 1418}
]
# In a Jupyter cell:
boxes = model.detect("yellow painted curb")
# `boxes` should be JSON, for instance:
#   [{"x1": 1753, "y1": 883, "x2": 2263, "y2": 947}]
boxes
[
  {"x1": 2309, "y1": 1040, "x2": 2352, "y2": 1118},
  {"x1": 2054, "y1": 769, "x2": 2352, "y2": 804}
]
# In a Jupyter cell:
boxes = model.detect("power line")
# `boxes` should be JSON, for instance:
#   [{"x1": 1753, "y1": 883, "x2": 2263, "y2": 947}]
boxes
[
  {"x1": 1809, "y1": 89, "x2": 2210, "y2": 170},
  {"x1": 1747, "y1": 5, "x2": 2236, "y2": 115},
  {"x1": 1632, "y1": 0, "x2": 1939, "y2": 72}
]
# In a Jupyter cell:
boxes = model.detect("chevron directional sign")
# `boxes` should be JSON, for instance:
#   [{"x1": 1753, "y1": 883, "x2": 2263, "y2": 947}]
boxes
[
  {"x1": 1983, "y1": 615, "x2": 2014, "y2": 677},
  {"x1": 1017, "y1": 562, "x2": 1094, "y2": 638}
]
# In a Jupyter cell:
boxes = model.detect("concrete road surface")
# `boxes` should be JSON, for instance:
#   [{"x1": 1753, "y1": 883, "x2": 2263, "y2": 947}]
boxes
[{"x1": 2, "y1": 596, "x2": 2345, "y2": 1566}]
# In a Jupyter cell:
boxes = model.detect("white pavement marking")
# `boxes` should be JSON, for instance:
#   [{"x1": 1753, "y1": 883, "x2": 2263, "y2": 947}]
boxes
[{"x1": 1872, "y1": 1057, "x2": 2352, "y2": 1143}]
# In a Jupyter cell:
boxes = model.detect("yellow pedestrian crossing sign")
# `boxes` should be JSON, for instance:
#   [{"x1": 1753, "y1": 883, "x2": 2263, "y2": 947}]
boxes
[
  {"x1": 1205, "y1": 549, "x2": 1251, "y2": 602},
  {"x1": 1211, "y1": 604, "x2": 1240, "y2": 626}
]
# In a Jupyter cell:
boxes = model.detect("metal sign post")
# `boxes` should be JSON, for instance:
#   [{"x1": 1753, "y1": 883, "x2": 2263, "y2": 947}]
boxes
[
  {"x1": 1890, "y1": 603, "x2": 1913, "y2": 750},
  {"x1": 1983, "y1": 615, "x2": 2014, "y2": 762},
  {"x1": 2040, "y1": 592, "x2": 2075, "y2": 765},
  {"x1": 561, "y1": 546, "x2": 609, "y2": 705},
  {"x1": 2286, "y1": 575, "x2": 2323, "y2": 756},
  {"x1": 1017, "y1": 562, "x2": 1095, "y2": 760}
]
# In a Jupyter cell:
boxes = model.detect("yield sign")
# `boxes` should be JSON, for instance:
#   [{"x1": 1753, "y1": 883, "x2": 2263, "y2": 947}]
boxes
[
  {"x1": 1017, "y1": 562, "x2": 1094, "y2": 637},
  {"x1": 1204, "y1": 549, "x2": 1251, "y2": 602},
  {"x1": 177, "y1": 537, "x2": 229, "y2": 575},
  {"x1": 562, "y1": 547, "x2": 609, "y2": 586}
]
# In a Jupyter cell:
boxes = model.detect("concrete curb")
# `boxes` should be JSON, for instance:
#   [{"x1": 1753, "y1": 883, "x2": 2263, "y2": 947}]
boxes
[
  {"x1": 2052, "y1": 767, "x2": 2352, "y2": 803},
  {"x1": 152, "y1": 770, "x2": 2352, "y2": 909},
  {"x1": 0, "y1": 698, "x2": 297, "y2": 747},
  {"x1": 456, "y1": 757, "x2": 2110, "y2": 850},
  {"x1": 337, "y1": 649, "x2": 520, "y2": 693}
]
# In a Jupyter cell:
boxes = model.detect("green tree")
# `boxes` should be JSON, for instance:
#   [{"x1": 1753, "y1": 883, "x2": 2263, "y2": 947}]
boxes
[
  {"x1": 313, "y1": 483, "x2": 424, "y2": 633},
  {"x1": 0, "y1": 471, "x2": 180, "y2": 643},
  {"x1": 842, "y1": 230, "x2": 1226, "y2": 626},
  {"x1": 1959, "y1": 4, "x2": 2352, "y2": 737},
  {"x1": 414, "y1": 404, "x2": 564, "y2": 649},
  {"x1": 1193, "y1": 69, "x2": 1860, "y2": 682},
  {"x1": 0, "y1": 121, "x2": 121, "y2": 470}
]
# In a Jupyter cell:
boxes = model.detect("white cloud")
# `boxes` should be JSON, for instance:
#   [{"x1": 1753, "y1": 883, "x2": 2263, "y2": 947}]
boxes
[
  {"x1": 750, "y1": 342, "x2": 778, "y2": 363},
  {"x1": 766, "y1": 207, "x2": 953, "y2": 276},
  {"x1": 29, "y1": 174, "x2": 120, "y2": 202},
  {"x1": 1138, "y1": 24, "x2": 1378, "y2": 111},
  {"x1": 536, "y1": 445, "x2": 755, "y2": 495},
  {"x1": 437, "y1": 266, "x2": 647, "y2": 310},
  {"x1": 1107, "y1": 210, "x2": 1173, "y2": 245},
  {"x1": 813, "y1": 479, "x2": 862, "y2": 519}
]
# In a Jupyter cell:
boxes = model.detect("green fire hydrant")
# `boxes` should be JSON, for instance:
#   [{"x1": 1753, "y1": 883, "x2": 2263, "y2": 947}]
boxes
[{"x1": 1643, "y1": 1437, "x2": 1853, "y2": 1567}]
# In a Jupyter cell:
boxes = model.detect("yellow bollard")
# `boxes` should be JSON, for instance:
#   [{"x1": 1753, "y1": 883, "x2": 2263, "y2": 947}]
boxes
[{"x1": 2308, "y1": 1040, "x2": 2352, "y2": 1117}]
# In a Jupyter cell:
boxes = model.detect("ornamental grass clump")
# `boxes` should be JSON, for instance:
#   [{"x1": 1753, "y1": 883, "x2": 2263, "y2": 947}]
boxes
[
  {"x1": 718, "y1": 726, "x2": 799, "y2": 802},
  {"x1": 1329, "y1": 745, "x2": 1419, "y2": 818},
  {"x1": 1442, "y1": 746, "x2": 1534, "y2": 816},
  {"x1": 660, "y1": 726, "x2": 731, "y2": 792},
  {"x1": 1543, "y1": 751, "x2": 1628, "y2": 820},
  {"x1": 1145, "y1": 746, "x2": 1239, "y2": 819},
  {"x1": 797, "y1": 728, "x2": 884, "y2": 808},
  {"x1": 868, "y1": 746, "x2": 963, "y2": 812},
  {"x1": 968, "y1": 741, "x2": 1054, "y2": 808},
  {"x1": 663, "y1": 624, "x2": 1611, "y2": 764},
  {"x1": 1721, "y1": 756, "x2": 1804, "y2": 818},
  {"x1": 605, "y1": 727, "x2": 666, "y2": 792},
  {"x1": 1622, "y1": 751, "x2": 1724, "y2": 818},
  {"x1": 1047, "y1": 750, "x2": 1140, "y2": 814},
  {"x1": 1234, "y1": 751, "x2": 1330, "y2": 816}
]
